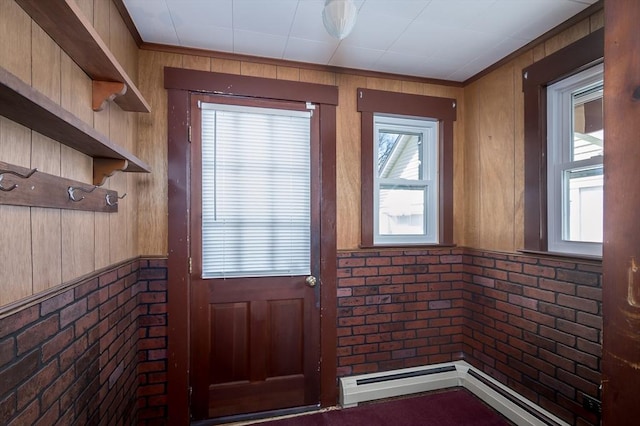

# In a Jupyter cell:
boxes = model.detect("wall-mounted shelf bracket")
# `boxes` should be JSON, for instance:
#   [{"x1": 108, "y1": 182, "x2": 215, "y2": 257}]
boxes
[
  {"x1": 93, "y1": 158, "x2": 128, "y2": 186},
  {"x1": 0, "y1": 65, "x2": 151, "y2": 175},
  {"x1": 92, "y1": 81, "x2": 127, "y2": 112}
]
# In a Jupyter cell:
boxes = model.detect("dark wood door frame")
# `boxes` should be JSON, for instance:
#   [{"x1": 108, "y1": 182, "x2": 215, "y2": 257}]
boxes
[{"x1": 165, "y1": 67, "x2": 338, "y2": 425}]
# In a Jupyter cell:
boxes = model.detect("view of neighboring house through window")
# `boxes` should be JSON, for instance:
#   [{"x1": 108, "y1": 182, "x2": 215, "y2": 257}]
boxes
[
  {"x1": 374, "y1": 114, "x2": 438, "y2": 245},
  {"x1": 547, "y1": 63, "x2": 603, "y2": 256}
]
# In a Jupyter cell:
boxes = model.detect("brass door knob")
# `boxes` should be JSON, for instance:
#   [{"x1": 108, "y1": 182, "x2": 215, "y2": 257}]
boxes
[{"x1": 305, "y1": 276, "x2": 317, "y2": 287}]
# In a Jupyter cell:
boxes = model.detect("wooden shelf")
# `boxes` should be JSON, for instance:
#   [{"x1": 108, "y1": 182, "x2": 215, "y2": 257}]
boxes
[
  {"x1": 0, "y1": 65, "x2": 151, "y2": 183},
  {"x1": 15, "y1": 0, "x2": 151, "y2": 113}
]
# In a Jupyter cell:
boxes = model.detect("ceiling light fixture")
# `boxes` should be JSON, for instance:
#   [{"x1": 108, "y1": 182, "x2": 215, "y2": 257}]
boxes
[{"x1": 322, "y1": 0, "x2": 358, "y2": 40}]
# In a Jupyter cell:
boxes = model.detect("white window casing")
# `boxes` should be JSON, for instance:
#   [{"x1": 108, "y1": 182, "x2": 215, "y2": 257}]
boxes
[
  {"x1": 373, "y1": 114, "x2": 439, "y2": 245},
  {"x1": 546, "y1": 63, "x2": 603, "y2": 257}
]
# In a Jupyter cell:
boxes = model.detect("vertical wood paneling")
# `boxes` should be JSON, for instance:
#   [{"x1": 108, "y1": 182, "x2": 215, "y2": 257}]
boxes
[
  {"x1": 137, "y1": 50, "x2": 183, "y2": 255},
  {"x1": 335, "y1": 73, "x2": 366, "y2": 249},
  {"x1": 0, "y1": 0, "x2": 142, "y2": 307},
  {"x1": 544, "y1": 18, "x2": 590, "y2": 56},
  {"x1": 31, "y1": 26, "x2": 61, "y2": 101},
  {"x1": 452, "y1": 89, "x2": 465, "y2": 245},
  {"x1": 211, "y1": 58, "x2": 241, "y2": 74},
  {"x1": 61, "y1": 211, "x2": 96, "y2": 281},
  {"x1": 0, "y1": 0, "x2": 31, "y2": 82},
  {"x1": 299, "y1": 69, "x2": 335, "y2": 86},
  {"x1": 31, "y1": 208, "x2": 62, "y2": 293},
  {"x1": 182, "y1": 55, "x2": 211, "y2": 71},
  {"x1": 61, "y1": 145, "x2": 95, "y2": 281},
  {"x1": 109, "y1": 93, "x2": 129, "y2": 260},
  {"x1": 93, "y1": 0, "x2": 113, "y2": 269},
  {"x1": 401, "y1": 81, "x2": 423, "y2": 95},
  {"x1": 462, "y1": 12, "x2": 602, "y2": 252},
  {"x1": 478, "y1": 65, "x2": 515, "y2": 251},
  {"x1": 30, "y1": 20, "x2": 63, "y2": 294},
  {"x1": 241, "y1": 62, "x2": 277, "y2": 79},
  {"x1": 276, "y1": 66, "x2": 300, "y2": 81},
  {"x1": 109, "y1": 171, "x2": 128, "y2": 262},
  {"x1": 462, "y1": 83, "x2": 481, "y2": 248},
  {"x1": 92, "y1": 0, "x2": 113, "y2": 273},
  {"x1": 590, "y1": 9, "x2": 604, "y2": 31},
  {"x1": 365, "y1": 77, "x2": 402, "y2": 92},
  {"x1": 0, "y1": 206, "x2": 32, "y2": 304},
  {"x1": 512, "y1": 51, "x2": 533, "y2": 250},
  {"x1": 31, "y1": 133, "x2": 62, "y2": 293}
]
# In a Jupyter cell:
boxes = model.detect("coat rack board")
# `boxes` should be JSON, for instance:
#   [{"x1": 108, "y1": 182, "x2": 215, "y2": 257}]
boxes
[{"x1": 0, "y1": 160, "x2": 121, "y2": 213}]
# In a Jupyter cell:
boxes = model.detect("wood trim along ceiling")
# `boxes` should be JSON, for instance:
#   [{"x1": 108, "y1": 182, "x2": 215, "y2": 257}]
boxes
[{"x1": 112, "y1": 0, "x2": 602, "y2": 88}]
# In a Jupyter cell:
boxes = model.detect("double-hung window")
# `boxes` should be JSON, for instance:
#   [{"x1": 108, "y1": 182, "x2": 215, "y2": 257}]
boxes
[
  {"x1": 522, "y1": 28, "x2": 603, "y2": 257},
  {"x1": 374, "y1": 115, "x2": 438, "y2": 244},
  {"x1": 546, "y1": 64, "x2": 603, "y2": 256},
  {"x1": 358, "y1": 88, "x2": 457, "y2": 247}
]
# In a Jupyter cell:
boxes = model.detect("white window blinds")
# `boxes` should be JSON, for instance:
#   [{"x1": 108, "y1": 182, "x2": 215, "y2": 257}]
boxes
[{"x1": 200, "y1": 103, "x2": 311, "y2": 278}]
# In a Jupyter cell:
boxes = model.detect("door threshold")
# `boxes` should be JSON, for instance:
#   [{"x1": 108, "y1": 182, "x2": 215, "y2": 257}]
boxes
[{"x1": 191, "y1": 404, "x2": 322, "y2": 426}]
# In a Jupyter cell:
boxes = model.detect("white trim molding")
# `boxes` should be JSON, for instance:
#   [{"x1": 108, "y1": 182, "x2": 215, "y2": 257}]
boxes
[{"x1": 339, "y1": 361, "x2": 569, "y2": 426}]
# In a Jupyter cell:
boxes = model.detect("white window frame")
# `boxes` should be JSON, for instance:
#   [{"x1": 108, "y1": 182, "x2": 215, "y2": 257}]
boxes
[
  {"x1": 373, "y1": 114, "x2": 438, "y2": 245},
  {"x1": 547, "y1": 63, "x2": 603, "y2": 257}
]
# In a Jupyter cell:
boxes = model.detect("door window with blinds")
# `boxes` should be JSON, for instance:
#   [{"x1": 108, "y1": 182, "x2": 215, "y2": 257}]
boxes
[{"x1": 200, "y1": 102, "x2": 311, "y2": 278}]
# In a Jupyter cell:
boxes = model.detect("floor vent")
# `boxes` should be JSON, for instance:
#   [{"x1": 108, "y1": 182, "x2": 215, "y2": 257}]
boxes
[{"x1": 339, "y1": 361, "x2": 569, "y2": 426}]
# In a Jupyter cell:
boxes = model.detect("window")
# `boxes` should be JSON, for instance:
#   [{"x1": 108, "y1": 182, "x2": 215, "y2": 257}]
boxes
[
  {"x1": 546, "y1": 64, "x2": 603, "y2": 256},
  {"x1": 358, "y1": 88, "x2": 457, "y2": 247},
  {"x1": 522, "y1": 28, "x2": 603, "y2": 257},
  {"x1": 200, "y1": 102, "x2": 312, "y2": 278},
  {"x1": 374, "y1": 115, "x2": 438, "y2": 244}
]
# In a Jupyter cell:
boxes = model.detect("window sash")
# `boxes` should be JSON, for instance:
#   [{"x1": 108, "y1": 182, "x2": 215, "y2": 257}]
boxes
[
  {"x1": 547, "y1": 64, "x2": 603, "y2": 256},
  {"x1": 373, "y1": 114, "x2": 438, "y2": 245}
]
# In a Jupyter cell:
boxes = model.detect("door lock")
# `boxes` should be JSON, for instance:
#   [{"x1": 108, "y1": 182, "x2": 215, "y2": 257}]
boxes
[{"x1": 305, "y1": 275, "x2": 317, "y2": 287}]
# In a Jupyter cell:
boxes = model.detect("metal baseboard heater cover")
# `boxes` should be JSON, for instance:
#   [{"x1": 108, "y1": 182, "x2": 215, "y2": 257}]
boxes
[{"x1": 339, "y1": 361, "x2": 569, "y2": 426}]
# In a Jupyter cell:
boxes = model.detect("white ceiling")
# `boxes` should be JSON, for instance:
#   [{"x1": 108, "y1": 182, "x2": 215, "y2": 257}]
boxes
[{"x1": 122, "y1": 0, "x2": 599, "y2": 82}]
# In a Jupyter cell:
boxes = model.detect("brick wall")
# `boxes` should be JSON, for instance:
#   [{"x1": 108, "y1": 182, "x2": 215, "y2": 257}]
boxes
[
  {"x1": 336, "y1": 248, "x2": 466, "y2": 376},
  {"x1": 337, "y1": 248, "x2": 602, "y2": 426},
  {"x1": 462, "y1": 249, "x2": 602, "y2": 426},
  {"x1": 137, "y1": 259, "x2": 169, "y2": 425},
  {"x1": 1, "y1": 250, "x2": 601, "y2": 425},
  {"x1": 0, "y1": 258, "x2": 169, "y2": 426}
]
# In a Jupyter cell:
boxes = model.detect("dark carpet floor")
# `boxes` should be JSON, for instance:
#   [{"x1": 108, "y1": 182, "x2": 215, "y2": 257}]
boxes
[{"x1": 250, "y1": 388, "x2": 512, "y2": 426}]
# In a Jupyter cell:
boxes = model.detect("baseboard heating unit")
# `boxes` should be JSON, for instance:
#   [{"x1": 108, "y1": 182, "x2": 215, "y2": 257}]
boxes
[{"x1": 339, "y1": 361, "x2": 569, "y2": 426}]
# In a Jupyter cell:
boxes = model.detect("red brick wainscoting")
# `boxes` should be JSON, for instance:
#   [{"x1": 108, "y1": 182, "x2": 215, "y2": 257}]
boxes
[
  {"x1": 2, "y1": 249, "x2": 600, "y2": 425},
  {"x1": 462, "y1": 249, "x2": 602, "y2": 426},
  {"x1": 0, "y1": 258, "x2": 168, "y2": 426},
  {"x1": 336, "y1": 248, "x2": 466, "y2": 376},
  {"x1": 337, "y1": 248, "x2": 602, "y2": 426}
]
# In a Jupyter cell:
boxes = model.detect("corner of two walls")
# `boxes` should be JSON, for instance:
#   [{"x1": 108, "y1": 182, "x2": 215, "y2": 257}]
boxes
[
  {"x1": 0, "y1": 258, "x2": 169, "y2": 425},
  {"x1": 336, "y1": 248, "x2": 602, "y2": 425},
  {"x1": 462, "y1": 8, "x2": 604, "y2": 253}
]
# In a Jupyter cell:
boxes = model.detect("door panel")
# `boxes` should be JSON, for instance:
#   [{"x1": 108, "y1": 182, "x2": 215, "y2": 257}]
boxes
[{"x1": 189, "y1": 94, "x2": 321, "y2": 421}]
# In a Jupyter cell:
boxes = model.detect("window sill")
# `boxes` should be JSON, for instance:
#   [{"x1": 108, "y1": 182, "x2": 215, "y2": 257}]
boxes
[
  {"x1": 358, "y1": 243, "x2": 458, "y2": 250},
  {"x1": 517, "y1": 249, "x2": 602, "y2": 263}
]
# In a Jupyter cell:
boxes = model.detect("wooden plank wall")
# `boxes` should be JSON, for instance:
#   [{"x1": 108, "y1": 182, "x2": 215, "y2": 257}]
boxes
[
  {"x1": 135, "y1": 8, "x2": 603, "y2": 257},
  {"x1": 137, "y1": 53, "x2": 465, "y2": 254},
  {"x1": 0, "y1": 0, "x2": 141, "y2": 306},
  {"x1": 0, "y1": 0, "x2": 605, "y2": 306},
  {"x1": 463, "y1": 9, "x2": 604, "y2": 252}
]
